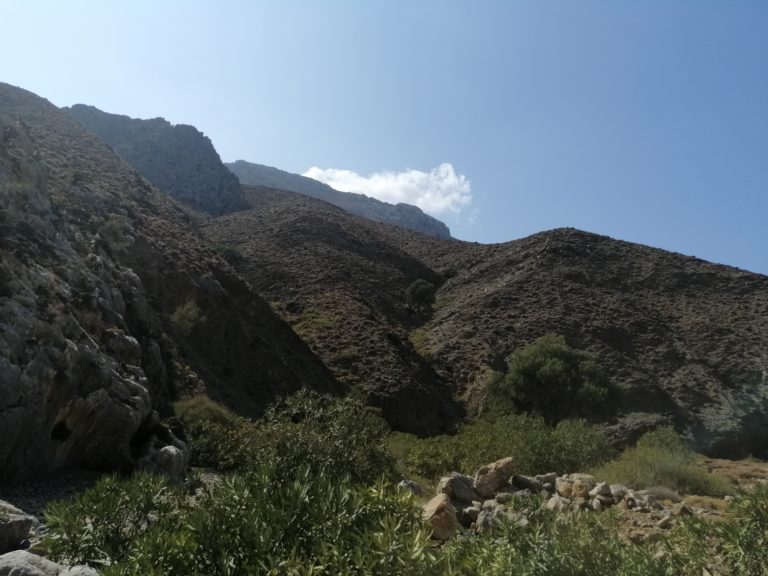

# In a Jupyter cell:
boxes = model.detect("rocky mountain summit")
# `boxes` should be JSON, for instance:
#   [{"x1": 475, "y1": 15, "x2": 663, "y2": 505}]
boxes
[
  {"x1": 65, "y1": 104, "x2": 247, "y2": 216},
  {"x1": 227, "y1": 159, "x2": 452, "y2": 239},
  {"x1": 0, "y1": 83, "x2": 337, "y2": 482}
]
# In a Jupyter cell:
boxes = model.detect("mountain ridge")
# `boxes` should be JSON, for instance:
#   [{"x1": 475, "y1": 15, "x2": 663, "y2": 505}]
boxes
[
  {"x1": 227, "y1": 159, "x2": 452, "y2": 239},
  {"x1": 65, "y1": 104, "x2": 247, "y2": 216}
]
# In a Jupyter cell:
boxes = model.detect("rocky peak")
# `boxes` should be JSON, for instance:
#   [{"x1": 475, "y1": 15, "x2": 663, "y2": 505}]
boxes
[{"x1": 65, "y1": 104, "x2": 247, "y2": 216}]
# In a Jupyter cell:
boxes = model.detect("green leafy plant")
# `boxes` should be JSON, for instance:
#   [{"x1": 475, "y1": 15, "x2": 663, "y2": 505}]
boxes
[
  {"x1": 394, "y1": 414, "x2": 612, "y2": 480},
  {"x1": 43, "y1": 472, "x2": 185, "y2": 568},
  {"x1": 98, "y1": 214, "x2": 133, "y2": 254},
  {"x1": 592, "y1": 427, "x2": 733, "y2": 496},
  {"x1": 406, "y1": 278, "x2": 436, "y2": 311},
  {"x1": 177, "y1": 391, "x2": 397, "y2": 484},
  {"x1": 487, "y1": 333, "x2": 619, "y2": 423},
  {"x1": 170, "y1": 298, "x2": 206, "y2": 336}
]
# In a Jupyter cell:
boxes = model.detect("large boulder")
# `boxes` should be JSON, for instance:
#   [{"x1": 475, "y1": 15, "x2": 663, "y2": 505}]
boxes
[
  {"x1": 473, "y1": 457, "x2": 515, "y2": 498},
  {"x1": 0, "y1": 551, "x2": 98, "y2": 576},
  {"x1": 437, "y1": 472, "x2": 480, "y2": 503},
  {"x1": 0, "y1": 502, "x2": 37, "y2": 554},
  {"x1": 422, "y1": 494, "x2": 460, "y2": 540}
]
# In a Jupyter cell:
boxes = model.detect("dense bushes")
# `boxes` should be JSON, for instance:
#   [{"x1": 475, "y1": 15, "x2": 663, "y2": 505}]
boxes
[
  {"x1": 43, "y1": 470, "x2": 433, "y2": 575},
  {"x1": 487, "y1": 334, "x2": 618, "y2": 423},
  {"x1": 39, "y1": 390, "x2": 766, "y2": 576},
  {"x1": 43, "y1": 468, "x2": 766, "y2": 575},
  {"x1": 176, "y1": 390, "x2": 397, "y2": 484},
  {"x1": 391, "y1": 414, "x2": 612, "y2": 480},
  {"x1": 592, "y1": 427, "x2": 733, "y2": 496}
]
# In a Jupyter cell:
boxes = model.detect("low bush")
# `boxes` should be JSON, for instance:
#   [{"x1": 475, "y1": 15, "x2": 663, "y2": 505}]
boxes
[
  {"x1": 664, "y1": 483, "x2": 768, "y2": 575},
  {"x1": 394, "y1": 414, "x2": 612, "y2": 480},
  {"x1": 43, "y1": 469, "x2": 434, "y2": 575},
  {"x1": 591, "y1": 427, "x2": 733, "y2": 496},
  {"x1": 177, "y1": 390, "x2": 397, "y2": 484},
  {"x1": 440, "y1": 508, "x2": 667, "y2": 576},
  {"x1": 170, "y1": 298, "x2": 206, "y2": 336}
]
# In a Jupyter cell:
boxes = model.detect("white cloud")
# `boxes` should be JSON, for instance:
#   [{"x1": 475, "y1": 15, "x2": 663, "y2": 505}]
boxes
[{"x1": 302, "y1": 163, "x2": 472, "y2": 216}]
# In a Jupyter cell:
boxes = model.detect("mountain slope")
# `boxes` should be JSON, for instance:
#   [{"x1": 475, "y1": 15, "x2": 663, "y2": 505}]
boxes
[
  {"x1": 0, "y1": 84, "x2": 338, "y2": 482},
  {"x1": 374, "y1": 226, "x2": 768, "y2": 456},
  {"x1": 65, "y1": 104, "x2": 247, "y2": 216},
  {"x1": 205, "y1": 172, "x2": 768, "y2": 455},
  {"x1": 204, "y1": 185, "x2": 462, "y2": 434},
  {"x1": 227, "y1": 160, "x2": 451, "y2": 239}
]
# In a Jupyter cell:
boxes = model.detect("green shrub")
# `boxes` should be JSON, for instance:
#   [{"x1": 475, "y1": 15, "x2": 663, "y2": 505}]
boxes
[
  {"x1": 406, "y1": 278, "x2": 436, "y2": 311},
  {"x1": 396, "y1": 414, "x2": 612, "y2": 480},
  {"x1": 178, "y1": 391, "x2": 397, "y2": 484},
  {"x1": 663, "y1": 483, "x2": 768, "y2": 575},
  {"x1": 44, "y1": 469, "x2": 434, "y2": 575},
  {"x1": 170, "y1": 298, "x2": 206, "y2": 336},
  {"x1": 441, "y1": 508, "x2": 667, "y2": 576},
  {"x1": 254, "y1": 390, "x2": 397, "y2": 484},
  {"x1": 43, "y1": 472, "x2": 186, "y2": 569},
  {"x1": 592, "y1": 427, "x2": 733, "y2": 496},
  {"x1": 488, "y1": 334, "x2": 619, "y2": 423},
  {"x1": 98, "y1": 214, "x2": 133, "y2": 253}
]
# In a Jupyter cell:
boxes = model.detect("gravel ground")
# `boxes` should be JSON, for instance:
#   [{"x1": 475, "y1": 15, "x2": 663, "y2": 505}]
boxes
[{"x1": 0, "y1": 468, "x2": 104, "y2": 520}]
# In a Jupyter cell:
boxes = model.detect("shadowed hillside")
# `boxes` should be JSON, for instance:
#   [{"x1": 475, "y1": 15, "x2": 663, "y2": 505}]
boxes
[
  {"x1": 375, "y1": 225, "x2": 768, "y2": 456},
  {"x1": 0, "y1": 83, "x2": 338, "y2": 482},
  {"x1": 204, "y1": 186, "x2": 462, "y2": 434}
]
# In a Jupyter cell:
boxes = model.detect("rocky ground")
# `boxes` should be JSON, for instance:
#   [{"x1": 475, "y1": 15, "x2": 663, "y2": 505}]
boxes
[{"x1": 421, "y1": 456, "x2": 768, "y2": 544}]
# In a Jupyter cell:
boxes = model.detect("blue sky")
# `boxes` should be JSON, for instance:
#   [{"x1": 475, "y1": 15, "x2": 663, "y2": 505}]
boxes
[{"x1": 2, "y1": 1, "x2": 766, "y2": 274}]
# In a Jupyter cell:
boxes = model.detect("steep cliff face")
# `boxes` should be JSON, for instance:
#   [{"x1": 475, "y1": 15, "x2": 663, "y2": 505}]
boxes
[
  {"x1": 0, "y1": 84, "x2": 338, "y2": 482},
  {"x1": 65, "y1": 104, "x2": 247, "y2": 216},
  {"x1": 227, "y1": 160, "x2": 452, "y2": 239}
]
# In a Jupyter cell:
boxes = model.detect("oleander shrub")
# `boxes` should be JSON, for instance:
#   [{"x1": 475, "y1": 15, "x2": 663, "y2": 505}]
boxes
[{"x1": 43, "y1": 469, "x2": 434, "y2": 576}]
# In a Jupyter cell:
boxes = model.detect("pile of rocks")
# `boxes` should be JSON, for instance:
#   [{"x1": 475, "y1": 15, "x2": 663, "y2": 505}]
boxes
[
  {"x1": 421, "y1": 457, "x2": 698, "y2": 541},
  {"x1": 0, "y1": 500, "x2": 97, "y2": 576}
]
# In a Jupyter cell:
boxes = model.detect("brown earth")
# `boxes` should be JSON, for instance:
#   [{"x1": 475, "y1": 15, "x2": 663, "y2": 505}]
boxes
[
  {"x1": 204, "y1": 186, "x2": 462, "y2": 434},
  {"x1": 207, "y1": 186, "x2": 768, "y2": 455}
]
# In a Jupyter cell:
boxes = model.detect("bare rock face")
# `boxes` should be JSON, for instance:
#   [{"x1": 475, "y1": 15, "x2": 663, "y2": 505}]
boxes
[
  {"x1": 422, "y1": 493, "x2": 460, "y2": 540},
  {"x1": 66, "y1": 104, "x2": 247, "y2": 216},
  {"x1": 473, "y1": 457, "x2": 515, "y2": 498},
  {"x1": 0, "y1": 83, "x2": 339, "y2": 482}
]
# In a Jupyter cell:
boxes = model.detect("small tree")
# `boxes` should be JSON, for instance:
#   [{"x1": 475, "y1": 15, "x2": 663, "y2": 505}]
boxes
[
  {"x1": 487, "y1": 334, "x2": 618, "y2": 423},
  {"x1": 405, "y1": 279, "x2": 436, "y2": 311}
]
